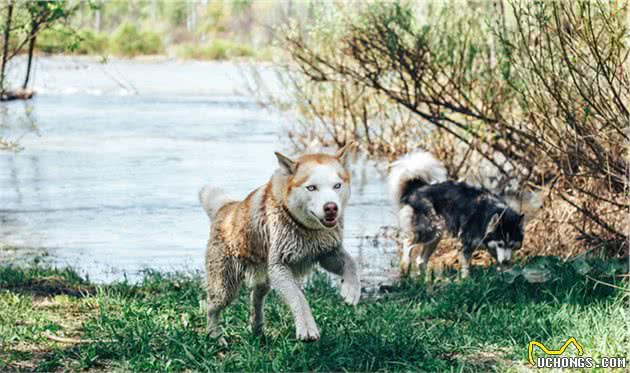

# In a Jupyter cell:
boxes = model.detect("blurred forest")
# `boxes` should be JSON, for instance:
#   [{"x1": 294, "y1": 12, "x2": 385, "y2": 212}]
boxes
[
  {"x1": 0, "y1": 0, "x2": 311, "y2": 60},
  {"x1": 45, "y1": 0, "x2": 300, "y2": 58}
]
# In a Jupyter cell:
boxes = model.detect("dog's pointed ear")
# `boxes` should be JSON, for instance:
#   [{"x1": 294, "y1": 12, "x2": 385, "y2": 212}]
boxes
[
  {"x1": 275, "y1": 151, "x2": 297, "y2": 175},
  {"x1": 486, "y1": 213, "x2": 501, "y2": 235},
  {"x1": 335, "y1": 142, "x2": 355, "y2": 167}
]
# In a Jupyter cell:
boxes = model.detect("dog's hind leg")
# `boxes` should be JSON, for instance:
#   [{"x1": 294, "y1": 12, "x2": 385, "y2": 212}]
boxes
[
  {"x1": 400, "y1": 238, "x2": 419, "y2": 276},
  {"x1": 206, "y1": 255, "x2": 244, "y2": 337},
  {"x1": 458, "y1": 247, "x2": 473, "y2": 279},
  {"x1": 398, "y1": 205, "x2": 418, "y2": 276},
  {"x1": 250, "y1": 280, "x2": 270, "y2": 335},
  {"x1": 416, "y1": 237, "x2": 440, "y2": 275},
  {"x1": 408, "y1": 200, "x2": 444, "y2": 277}
]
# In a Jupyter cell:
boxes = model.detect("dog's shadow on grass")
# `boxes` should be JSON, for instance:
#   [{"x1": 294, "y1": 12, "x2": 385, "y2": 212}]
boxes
[
  {"x1": 0, "y1": 266, "x2": 96, "y2": 299},
  {"x1": 1, "y1": 279, "x2": 96, "y2": 299}
]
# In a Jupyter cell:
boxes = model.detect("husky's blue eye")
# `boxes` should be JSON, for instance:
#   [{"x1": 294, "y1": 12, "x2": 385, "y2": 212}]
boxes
[
  {"x1": 333, "y1": 183, "x2": 342, "y2": 189},
  {"x1": 306, "y1": 185, "x2": 317, "y2": 191}
]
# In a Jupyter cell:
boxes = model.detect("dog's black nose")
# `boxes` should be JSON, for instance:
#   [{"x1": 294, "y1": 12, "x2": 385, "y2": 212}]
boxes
[{"x1": 323, "y1": 202, "x2": 338, "y2": 217}]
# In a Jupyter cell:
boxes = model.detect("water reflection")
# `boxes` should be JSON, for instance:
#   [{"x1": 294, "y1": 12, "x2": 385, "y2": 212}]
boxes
[{"x1": 0, "y1": 101, "x2": 39, "y2": 151}]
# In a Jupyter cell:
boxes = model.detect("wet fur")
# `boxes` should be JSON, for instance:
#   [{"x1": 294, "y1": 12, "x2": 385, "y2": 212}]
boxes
[
  {"x1": 390, "y1": 151, "x2": 524, "y2": 277},
  {"x1": 200, "y1": 144, "x2": 360, "y2": 342}
]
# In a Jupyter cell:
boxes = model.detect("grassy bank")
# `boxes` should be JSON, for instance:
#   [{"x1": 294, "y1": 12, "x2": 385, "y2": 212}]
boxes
[{"x1": 0, "y1": 260, "x2": 628, "y2": 371}]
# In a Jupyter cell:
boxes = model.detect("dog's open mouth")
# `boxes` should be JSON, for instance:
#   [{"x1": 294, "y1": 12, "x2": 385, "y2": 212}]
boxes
[
  {"x1": 309, "y1": 210, "x2": 338, "y2": 228},
  {"x1": 320, "y1": 216, "x2": 337, "y2": 228}
]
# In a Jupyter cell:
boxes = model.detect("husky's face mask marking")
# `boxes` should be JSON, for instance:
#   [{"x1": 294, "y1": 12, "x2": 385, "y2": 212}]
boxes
[
  {"x1": 275, "y1": 144, "x2": 353, "y2": 230},
  {"x1": 485, "y1": 212, "x2": 525, "y2": 267}
]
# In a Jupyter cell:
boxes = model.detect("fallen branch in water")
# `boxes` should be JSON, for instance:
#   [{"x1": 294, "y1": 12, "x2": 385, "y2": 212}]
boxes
[{"x1": 0, "y1": 88, "x2": 34, "y2": 101}]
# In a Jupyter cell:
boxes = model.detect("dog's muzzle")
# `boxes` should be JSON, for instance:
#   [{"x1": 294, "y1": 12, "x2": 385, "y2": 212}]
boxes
[{"x1": 321, "y1": 202, "x2": 338, "y2": 227}]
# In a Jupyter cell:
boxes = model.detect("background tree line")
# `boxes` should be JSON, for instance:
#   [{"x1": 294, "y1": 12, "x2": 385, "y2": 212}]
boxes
[
  {"x1": 3, "y1": 0, "x2": 313, "y2": 61},
  {"x1": 0, "y1": 0, "x2": 313, "y2": 94}
]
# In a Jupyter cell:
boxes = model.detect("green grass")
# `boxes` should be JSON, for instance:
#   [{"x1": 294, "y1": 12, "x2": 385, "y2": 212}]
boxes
[{"x1": 0, "y1": 259, "x2": 628, "y2": 371}]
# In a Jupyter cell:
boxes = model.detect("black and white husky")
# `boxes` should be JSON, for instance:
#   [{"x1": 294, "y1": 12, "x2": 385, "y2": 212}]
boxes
[{"x1": 389, "y1": 150, "x2": 524, "y2": 277}]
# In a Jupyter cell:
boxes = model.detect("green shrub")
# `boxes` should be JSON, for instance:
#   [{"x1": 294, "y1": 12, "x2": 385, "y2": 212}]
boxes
[
  {"x1": 176, "y1": 39, "x2": 256, "y2": 60},
  {"x1": 36, "y1": 24, "x2": 267, "y2": 60},
  {"x1": 139, "y1": 30, "x2": 162, "y2": 55},
  {"x1": 74, "y1": 29, "x2": 108, "y2": 55},
  {"x1": 36, "y1": 26, "x2": 75, "y2": 54},
  {"x1": 110, "y1": 22, "x2": 163, "y2": 57},
  {"x1": 36, "y1": 26, "x2": 108, "y2": 55}
]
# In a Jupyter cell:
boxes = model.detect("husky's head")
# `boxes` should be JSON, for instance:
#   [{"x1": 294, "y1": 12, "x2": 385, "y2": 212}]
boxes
[
  {"x1": 274, "y1": 143, "x2": 353, "y2": 230},
  {"x1": 484, "y1": 209, "x2": 525, "y2": 270}
]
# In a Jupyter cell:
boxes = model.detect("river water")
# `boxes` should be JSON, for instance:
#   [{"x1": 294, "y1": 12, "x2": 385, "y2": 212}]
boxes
[{"x1": 0, "y1": 56, "x2": 398, "y2": 287}]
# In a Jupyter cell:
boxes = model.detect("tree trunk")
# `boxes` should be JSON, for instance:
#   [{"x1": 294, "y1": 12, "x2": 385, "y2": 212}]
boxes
[
  {"x1": 22, "y1": 28, "x2": 36, "y2": 90},
  {"x1": 95, "y1": 10, "x2": 101, "y2": 31},
  {"x1": 1, "y1": 0, "x2": 14, "y2": 93}
]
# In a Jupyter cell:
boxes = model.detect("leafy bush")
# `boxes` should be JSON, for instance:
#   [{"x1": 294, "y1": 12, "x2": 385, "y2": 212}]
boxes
[
  {"x1": 110, "y1": 22, "x2": 163, "y2": 57},
  {"x1": 176, "y1": 39, "x2": 257, "y2": 60},
  {"x1": 74, "y1": 29, "x2": 108, "y2": 55},
  {"x1": 36, "y1": 26, "x2": 108, "y2": 55},
  {"x1": 36, "y1": 26, "x2": 76, "y2": 54},
  {"x1": 35, "y1": 23, "x2": 265, "y2": 60},
  {"x1": 36, "y1": 23, "x2": 161, "y2": 57}
]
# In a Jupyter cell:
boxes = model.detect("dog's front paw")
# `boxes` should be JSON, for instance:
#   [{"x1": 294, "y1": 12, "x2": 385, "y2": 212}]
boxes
[
  {"x1": 340, "y1": 281, "x2": 361, "y2": 306},
  {"x1": 296, "y1": 322, "x2": 320, "y2": 342}
]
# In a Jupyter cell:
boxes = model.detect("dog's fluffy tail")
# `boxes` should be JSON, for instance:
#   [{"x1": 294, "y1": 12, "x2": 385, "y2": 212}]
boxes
[
  {"x1": 388, "y1": 150, "x2": 447, "y2": 204},
  {"x1": 199, "y1": 185, "x2": 234, "y2": 219}
]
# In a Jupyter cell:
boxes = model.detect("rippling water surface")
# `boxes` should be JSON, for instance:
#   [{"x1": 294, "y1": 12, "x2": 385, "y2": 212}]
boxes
[{"x1": 0, "y1": 57, "x2": 398, "y2": 286}]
